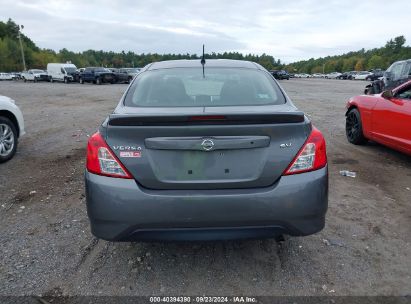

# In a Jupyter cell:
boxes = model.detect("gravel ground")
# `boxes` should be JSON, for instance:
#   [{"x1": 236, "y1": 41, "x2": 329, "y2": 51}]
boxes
[{"x1": 0, "y1": 79, "x2": 410, "y2": 297}]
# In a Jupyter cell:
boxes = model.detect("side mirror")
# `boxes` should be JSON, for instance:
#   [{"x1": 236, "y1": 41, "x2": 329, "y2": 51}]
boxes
[{"x1": 381, "y1": 90, "x2": 393, "y2": 99}]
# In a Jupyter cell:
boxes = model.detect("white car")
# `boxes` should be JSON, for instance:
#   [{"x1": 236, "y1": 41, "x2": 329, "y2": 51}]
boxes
[
  {"x1": 312, "y1": 73, "x2": 325, "y2": 78},
  {"x1": 354, "y1": 71, "x2": 373, "y2": 80},
  {"x1": 21, "y1": 69, "x2": 49, "y2": 82},
  {"x1": 0, "y1": 73, "x2": 13, "y2": 80},
  {"x1": 299, "y1": 73, "x2": 311, "y2": 78},
  {"x1": 0, "y1": 96, "x2": 25, "y2": 163},
  {"x1": 325, "y1": 72, "x2": 342, "y2": 79}
]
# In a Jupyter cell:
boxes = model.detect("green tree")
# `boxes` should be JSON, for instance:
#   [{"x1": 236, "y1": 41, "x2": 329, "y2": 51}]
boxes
[
  {"x1": 354, "y1": 59, "x2": 365, "y2": 71},
  {"x1": 342, "y1": 58, "x2": 357, "y2": 71},
  {"x1": 367, "y1": 55, "x2": 384, "y2": 70}
]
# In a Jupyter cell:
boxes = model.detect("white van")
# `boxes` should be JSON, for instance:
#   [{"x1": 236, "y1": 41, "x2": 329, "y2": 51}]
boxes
[{"x1": 47, "y1": 63, "x2": 78, "y2": 83}]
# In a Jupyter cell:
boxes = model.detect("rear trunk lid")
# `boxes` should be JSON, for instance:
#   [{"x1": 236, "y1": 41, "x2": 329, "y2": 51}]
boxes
[{"x1": 105, "y1": 106, "x2": 310, "y2": 190}]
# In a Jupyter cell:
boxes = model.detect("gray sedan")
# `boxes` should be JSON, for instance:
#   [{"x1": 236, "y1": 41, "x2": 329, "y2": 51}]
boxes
[{"x1": 85, "y1": 59, "x2": 328, "y2": 242}]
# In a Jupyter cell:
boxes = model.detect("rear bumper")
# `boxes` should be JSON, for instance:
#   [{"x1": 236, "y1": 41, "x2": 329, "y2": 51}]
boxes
[{"x1": 85, "y1": 167, "x2": 328, "y2": 241}]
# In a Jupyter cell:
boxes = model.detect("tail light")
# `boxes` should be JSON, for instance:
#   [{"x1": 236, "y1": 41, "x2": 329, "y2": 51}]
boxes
[
  {"x1": 86, "y1": 132, "x2": 132, "y2": 179},
  {"x1": 283, "y1": 127, "x2": 327, "y2": 175}
]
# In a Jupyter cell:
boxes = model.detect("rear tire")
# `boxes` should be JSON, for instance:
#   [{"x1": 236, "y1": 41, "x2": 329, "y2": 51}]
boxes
[
  {"x1": 346, "y1": 108, "x2": 367, "y2": 145},
  {"x1": 0, "y1": 116, "x2": 18, "y2": 163},
  {"x1": 96, "y1": 77, "x2": 101, "y2": 85}
]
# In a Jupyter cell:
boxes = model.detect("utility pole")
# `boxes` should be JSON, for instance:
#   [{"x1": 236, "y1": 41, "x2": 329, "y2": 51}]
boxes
[{"x1": 17, "y1": 25, "x2": 27, "y2": 71}]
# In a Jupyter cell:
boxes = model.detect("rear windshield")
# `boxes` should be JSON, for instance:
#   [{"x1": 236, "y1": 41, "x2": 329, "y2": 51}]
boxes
[{"x1": 124, "y1": 68, "x2": 285, "y2": 107}]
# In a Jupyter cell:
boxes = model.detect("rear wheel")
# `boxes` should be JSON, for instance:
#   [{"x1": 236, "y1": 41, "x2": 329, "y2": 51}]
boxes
[
  {"x1": 0, "y1": 117, "x2": 18, "y2": 163},
  {"x1": 96, "y1": 77, "x2": 101, "y2": 85},
  {"x1": 346, "y1": 108, "x2": 367, "y2": 145}
]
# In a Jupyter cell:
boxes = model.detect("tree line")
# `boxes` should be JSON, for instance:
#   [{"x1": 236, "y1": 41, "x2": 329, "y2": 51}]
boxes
[
  {"x1": 1, "y1": 18, "x2": 410, "y2": 73},
  {"x1": 285, "y1": 36, "x2": 411, "y2": 74}
]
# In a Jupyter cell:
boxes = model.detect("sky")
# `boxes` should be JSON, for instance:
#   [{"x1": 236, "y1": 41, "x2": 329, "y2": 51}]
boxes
[{"x1": 1, "y1": 0, "x2": 411, "y2": 63}]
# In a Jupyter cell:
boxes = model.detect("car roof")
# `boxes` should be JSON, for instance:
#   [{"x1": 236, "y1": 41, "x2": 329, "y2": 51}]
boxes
[
  {"x1": 147, "y1": 59, "x2": 262, "y2": 71},
  {"x1": 394, "y1": 59, "x2": 411, "y2": 64}
]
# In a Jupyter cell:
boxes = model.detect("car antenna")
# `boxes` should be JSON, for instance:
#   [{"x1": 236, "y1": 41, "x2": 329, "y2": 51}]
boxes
[{"x1": 201, "y1": 44, "x2": 206, "y2": 78}]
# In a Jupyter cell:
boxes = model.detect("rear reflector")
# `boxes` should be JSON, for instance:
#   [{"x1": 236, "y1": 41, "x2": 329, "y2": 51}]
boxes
[
  {"x1": 283, "y1": 127, "x2": 327, "y2": 175},
  {"x1": 86, "y1": 132, "x2": 132, "y2": 179}
]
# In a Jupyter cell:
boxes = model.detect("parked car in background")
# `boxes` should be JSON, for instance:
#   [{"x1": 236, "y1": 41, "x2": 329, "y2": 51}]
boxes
[
  {"x1": 0, "y1": 73, "x2": 13, "y2": 80},
  {"x1": 337, "y1": 71, "x2": 356, "y2": 80},
  {"x1": 294, "y1": 73, "x2": 305, "y2": 78},
  {"x1": 85, "y1": 59, "x2": 328, "y2": 242},
  {"x1": 346, "y1": 80, "x2": 411, "y2": 155},
  {"x1": 365, "y1": 59, "x2": 411, "y2": 94},
  {"x1": 10, "y1": 72, "x2": 20, "y2": 80},
  {"x1": 270, "y1": 70, "x2": 290, "y2": 80},
  {"x1": 79, "y1": 67, "x2": 115, "y2": 85},
  {"x1": 366, "y1": 69, "x2": 385, "y2": 81},
  {"x1": 21, "y1": 69, "x2": 49, "y2": 82},
  {"x1": 0, "y1": 95, "x2": 25, "y2": 163},
  {"x1": 325, "y1": 72, "x2": 342, "y2": 79},
  {"x1": 312, "y1": 73, "x2": 325, "y2": 78},
  {"x1": 47, "y1": 63, "x2": 79, "y2": 83},
  {"x1": 347, "y1": 71, "x2": 358, "y2": 80},
  {"x1": 109, "y1": 68, "x2": 130, "y2": 84},
  {"x1": 353, "y1": 71, "x2": 373, "y2": 80},
  {"x1": 299, "y1": 73, "x2": 311, "y2": 78},
  {"x1": 119, "y1": 68, "x2": 141, "y2": 83},
  {"x1": 10, "y1": 73, "x2": 20, "y2": 80}
]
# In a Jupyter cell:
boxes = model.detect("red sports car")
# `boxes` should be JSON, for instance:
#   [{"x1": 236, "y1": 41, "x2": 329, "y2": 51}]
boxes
[{"x1": 345, "y1": 80, "x2": 411, "y2": 155}]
